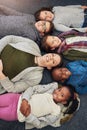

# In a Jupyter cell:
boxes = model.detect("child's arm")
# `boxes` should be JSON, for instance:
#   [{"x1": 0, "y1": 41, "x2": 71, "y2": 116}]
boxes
[
  {"x1": 22, "y1": 82, "x2": 58, "y2": 101},
  {"x1": 81, "y1": 6, "x2": 87, "y2": 9},
  {"x1": 25, "y1": 113, "x2": 60, "y2": 129},
  {"x1": 35, "y1": 112, "x2": 61, "y2": 128},
  {"x1": 55, "y1": 23, "x2": 87, "y2": 33},
  {"x1": 19, "y1": 82, "x2": 58, "y2": 117},
  {"x1": 25, "y1": 113, "x2": 42, "y2": 128},
  {"x1": 58, "y1": 29, "x2": 84, "y2": 38},
  {"x1": 75, "y1": 84, "x2": 87, "y2": 94},
  {"x1": 20, "y1": 99, "x2": 31, "y2": 117},
  {"x1": 39, "y1": 114, "x2": 60, "y2": 124},
  {"x1": 68, "y1": 60, "x2": 87, "y2": 68}
]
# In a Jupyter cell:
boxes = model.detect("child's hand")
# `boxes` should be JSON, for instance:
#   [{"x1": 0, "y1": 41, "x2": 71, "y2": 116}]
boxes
[
  {"x1": 0, "y1": 59, "x2": 3, "y2": 72},
  {"x1": 81, "y1": 6, "x2": 87, "y2": 9},
  {"x1": 20, "y1": 99, "x2": 31, "y2": 117}
]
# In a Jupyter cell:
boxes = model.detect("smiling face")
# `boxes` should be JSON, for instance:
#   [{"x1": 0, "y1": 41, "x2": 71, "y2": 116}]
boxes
[
  {"x1": 39, "y1": 10, "x2": 54, "y2": 21},
  {"x1": 38, "y1": 53, "x2": 61, "y2": 69},
  {"x1": 52, "y1": 68, "x2": 71, "y2": 82},
  {"x1": 35, "y1": 21, "x2": 52, "y2": 35},
  {"x1": 45, "y1": 36, "x2": 62, "y2": 50},
  {"x1": 53, "y1": 87, "x2": 71, "y2": 104}
]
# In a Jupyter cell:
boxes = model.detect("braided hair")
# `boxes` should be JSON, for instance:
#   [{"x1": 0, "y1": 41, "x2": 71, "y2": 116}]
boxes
[{"x1": 63, "y1": 85, "x2": 79, "y2": 115}]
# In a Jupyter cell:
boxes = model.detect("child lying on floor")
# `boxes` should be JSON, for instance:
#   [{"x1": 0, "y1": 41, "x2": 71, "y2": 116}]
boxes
[{"x1": 0, "y1": 82, "x2": 78, "y2": 129}]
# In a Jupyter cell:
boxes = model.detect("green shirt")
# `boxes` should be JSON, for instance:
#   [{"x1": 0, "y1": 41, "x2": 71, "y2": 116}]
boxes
[
  {"x1": 63, "y1": 49, "x2": 87, "y2": 61},
  {"x1": 1, "y1": 44, "x2": 37, "y2": 79}
]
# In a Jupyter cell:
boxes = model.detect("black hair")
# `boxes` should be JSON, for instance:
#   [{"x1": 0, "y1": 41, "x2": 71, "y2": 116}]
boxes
[
  {"x1": 44, "y1": 22, "x2": 54, "y2": 35},
  {"x1": 34, "y1": 7, "x2": 53, "y2": 21},
  {"x1": 41, "y1": 35, "x2": 53, "y2": 52},
  {"x1": 63, "y1": 85, "x2": 79, "y2": 115},
  {"x1": 53, "y1": 53, "x2": 63, "y2": 68}
]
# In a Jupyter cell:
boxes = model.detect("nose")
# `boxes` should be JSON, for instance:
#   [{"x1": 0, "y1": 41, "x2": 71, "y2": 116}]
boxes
[
  {"x1": 62, "y1": 70, "x2": 66, "y2": 75},
  {"x1": 50, "y1": 54, "x2": 54, "y2": 60}
]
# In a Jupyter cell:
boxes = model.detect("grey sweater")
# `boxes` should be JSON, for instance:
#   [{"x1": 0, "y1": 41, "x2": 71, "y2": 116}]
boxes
[
  {"x1": 53, "y1": 5, "x2": 86, "y2": 32},
  {"x1": 0, "y1": 15, "x2": 40, "y2": 42}
]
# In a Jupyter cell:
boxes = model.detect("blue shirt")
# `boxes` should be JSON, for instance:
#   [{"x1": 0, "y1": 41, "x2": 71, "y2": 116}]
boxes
[{"x1": 65, "y1": 60, "x2": 87, "y2": 94}]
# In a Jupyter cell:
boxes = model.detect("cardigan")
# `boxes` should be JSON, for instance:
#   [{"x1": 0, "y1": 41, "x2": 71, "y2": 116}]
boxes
[
  {"x1": 52, "y1": 5, "x2": 86, "y2": 32},
  {"x1": 0, "y1": 35, "x2": 44, "y2": 94}
]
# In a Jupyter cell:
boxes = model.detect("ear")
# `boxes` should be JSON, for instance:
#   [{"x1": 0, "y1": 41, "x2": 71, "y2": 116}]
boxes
[{"x1": 47, "y1": 66, "x2": 52, "y2": 70}]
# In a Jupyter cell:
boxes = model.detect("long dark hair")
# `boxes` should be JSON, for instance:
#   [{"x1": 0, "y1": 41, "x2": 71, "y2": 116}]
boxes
[{"x1": 63, "y1": 85, "x2": 79, "y2": 114}]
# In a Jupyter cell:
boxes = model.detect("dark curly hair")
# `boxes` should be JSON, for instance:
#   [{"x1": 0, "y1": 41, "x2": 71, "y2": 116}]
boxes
[
  {"x1": 34, "y1": 7, "x2": 53, "y2": 21},
  {"x1": 63, "y1": 85, "x2": 79, "y2": 115}
]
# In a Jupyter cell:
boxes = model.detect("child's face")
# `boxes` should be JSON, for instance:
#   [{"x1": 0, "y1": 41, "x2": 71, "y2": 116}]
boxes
[
  {"x1": 35, "y1": 21, "x2": 51, "y2": 35},
  {"x1": 52, "y1": 68, "x2": 71, "y2": 82},
  {"x1": 46, "y1": 36, "x2": 61, "y2": 50},
  {"x1": 53, "y1": 87, "x2": 71, "y2": 104},
  {"x1": 39, "y1": 11, "x2": 54, "y2": 21}
]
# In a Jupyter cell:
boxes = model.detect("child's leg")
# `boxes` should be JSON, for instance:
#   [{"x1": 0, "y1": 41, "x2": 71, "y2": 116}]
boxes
[{"x1": 0, "y1": 93, "x2": 20, "y2": 121}]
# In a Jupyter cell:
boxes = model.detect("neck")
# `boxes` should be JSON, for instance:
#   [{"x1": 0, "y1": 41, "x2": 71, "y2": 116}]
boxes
[
  {"x1": 35, "y1": 56, "x2": 42, "y2": 66},
  {"x1": 35, "y1": 56, "x2": 45, "y2": 67}
]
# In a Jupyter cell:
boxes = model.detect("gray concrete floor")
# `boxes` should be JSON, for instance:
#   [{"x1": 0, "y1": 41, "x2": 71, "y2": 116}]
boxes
[{"x1": 0, "y1": 0, "x2": 86, "y2": 14}]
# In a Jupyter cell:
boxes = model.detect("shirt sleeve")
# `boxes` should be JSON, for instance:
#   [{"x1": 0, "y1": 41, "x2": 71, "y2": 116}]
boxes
[
  {"x1": 55, "y1": 24, "x2": 87, "y2": 32},
  {"x1": 25, "y1": 113, "x2": 41, "y2": 128},
  {"x1": 0, "y1": 35, "x2": 36, "y2": 53},
  {"x1": 0, "y1": 77, "x2": 30, "y2": 93},
  {"x1": 68, "y1": 60, "x2": 87, "y2": 67},
  {"x1": 75, "y1": 84, "x2": 87, "y2": 94},
  {"x1": 65, "y1": 5, "x2": 81, "y2": 8},
  {"x1": 22, "y1": 82, "x2": 58, "y2": 100},
  {"x1": 25, "y1": 114, "x2": 60, "y2": 129},
  {"x1": 58, "y1": 29, "x2": 80, "y2": 38},
  {"x1": 38, "y1": 114, "x2": 60, "y2": 126},
  {"x1": 79, "y1": 60, "x2": 87, "y2": 67}
]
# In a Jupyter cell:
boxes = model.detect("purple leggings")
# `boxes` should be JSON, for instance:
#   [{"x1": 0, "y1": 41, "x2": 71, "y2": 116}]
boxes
[{"x1": 0, "y1": 93, "x2": 20, "y2": 121}]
